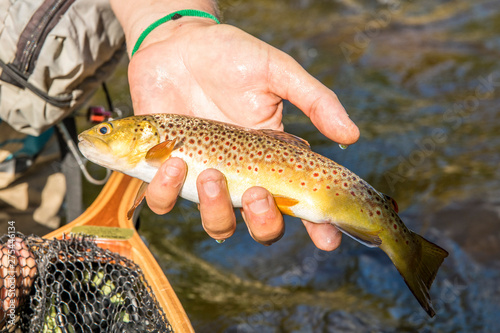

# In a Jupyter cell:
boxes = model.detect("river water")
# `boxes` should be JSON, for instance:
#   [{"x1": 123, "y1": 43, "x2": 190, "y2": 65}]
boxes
[{"x1": 88, "y1": 0, "x2": 500, "y2": 331}]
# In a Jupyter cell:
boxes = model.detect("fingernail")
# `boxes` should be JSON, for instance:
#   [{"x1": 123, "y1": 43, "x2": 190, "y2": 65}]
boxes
[
  {"x1": 203, "y1": 180, "x2": 221, "y2": 198},
  {"x1": 249, "y1": 197, "x2": 270, "y2": 215},
  {"x1": 165, "y1": 165, "x2": 181, "y2": 178}
]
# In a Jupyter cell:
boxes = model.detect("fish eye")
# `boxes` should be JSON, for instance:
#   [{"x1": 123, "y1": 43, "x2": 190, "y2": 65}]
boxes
[{"x1": 97, "y1": 123, "x2": 113, "y2": 135}]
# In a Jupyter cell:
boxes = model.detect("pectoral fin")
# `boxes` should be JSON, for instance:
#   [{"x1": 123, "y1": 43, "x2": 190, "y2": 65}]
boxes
[
  {"x1": 145, "y1": 139, "x2": 177, "y2": 168},
  {"x1": 127, "y1": 181, "x2": 148, "y2": 220},
  {"x1": 335, "y1": 224, "x2": 382, "y2": 248},
  {"x1": 273, "y1": 195, "x2": 300, "y2": 216}
]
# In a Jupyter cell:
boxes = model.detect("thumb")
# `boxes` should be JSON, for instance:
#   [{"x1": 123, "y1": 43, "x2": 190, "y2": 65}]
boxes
[{"x1": 268, "y1": 51, "x2": 360, "y2": 145}]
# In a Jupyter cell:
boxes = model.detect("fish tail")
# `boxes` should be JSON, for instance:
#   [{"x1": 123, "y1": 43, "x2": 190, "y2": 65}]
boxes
[{"x1": 392, "y1": 232, "x2": 449, "y2": 317}]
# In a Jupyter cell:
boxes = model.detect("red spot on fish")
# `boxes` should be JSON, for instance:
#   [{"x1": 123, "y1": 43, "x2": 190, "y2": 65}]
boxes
[
  {"x1": 219, "y1": 156, "x2": 223, "y2": 160},
  {"x1": 237, "y1": 170, "x2": 240, "y2": 173},
  {"x1": 393, "y1": 224, "x2": 397, "y2": 229},
  {"x1": 257, "y1": 151, "x2": 262, "y2": 156},
  {"x1": 351, "y1": 191, "x2": 356, "y2": 196},
  {"x1": 336, "y1": 193, "x2": 339, "y2": 196},
  {"x1": 343, "y1": 183, "x2": 348, "y2": 187},
  {"x1": 179, "y1": 148, "x2": 184, "y2": 152},
  {"x1": 369, "y1": 211, "x2": 373, "y2": 216},
  {"x1": 203, "y1": 160, "x2": 207, "y2": 164},
  {"x1": 171, "y1": 131, "x2": 176, "y2": 135},
  {"x1": 189, "y1": 139, "x2": 195, "y2": 144},
  {"x1": 376, "y1": 210, "x2": 381, "y2": 215},
  {"x1": 248, "y1": 143, "x2": 252, "y2": 147},
  {"x1": 248, "y1": 166, "x2": 252, "y2": 170},
  {"x1": 360, "y1": 209, "x2": 363, "y2": 213},
  {"x1": 205, "y1": 136, "x2": 209, "y2": 141},
  {"x1": 289, "y1": 180, "x2": 293, "y2": 183},
  {"x1": 278, "y1": 169, "x2": 283, "y2": 173},
  {"x1": 239, "y1": 157, "x2": 243, "y2": 161},
  {"x1": 168, "y1": 124, "x2": 173, "y2": 128},
  {"x1": 297, "y1": 164, "x2": 303, "y2": 169},
  {"x1": 232, "y1": 146, "x2": 237, "y2": 150},
  {"x1": 284, "y1": 152, "x2": 289, "y2": 156},
  {"x1": 211, "y1": 148, "x2": 216, "y2": 152},
  {"x1": 301, "y1": 182, "x2": 305, "y2": 186},
  {"x1": 255, "y1": 167, "x2": 258, "y2": 172},
  {"x1": 266, "y1": 154, "x2": 271, "y2": 158},
  {"x1": 326, "y1": 186, "x2": 331, "y2": 190},
  {"x1": 198, "y1": 150, "x2": 202, "y2": 155},
  {"x1": 313, "y1": 188, "x2": 317, "y2": 191},
  {"x1": 333, "y1": 170, "x2": 337, "y2": 175},
  {"x1": 342, "y1": 173, "x2": 346, "y2": 177},
  {"x1": 227, "y1": 162, "x2": 231, "y2": 166},
  {"x1": 313, "y1": 173, "x2": 319, "y2": 177},
  {"x1": 179, "y1": 130, "x2": 184, "y2": 135},
  {"x1": 310, "y1": 161, "x2": 314, "y2": 166},
  {"x1": 290, "y1": 158, "x2": 294, "y2": 162},
  {"x1": 189, "y1": 153, "x2": 193, "y2": 157},
  {"x1": 271, "y1": 168, "x2": 275, "y2": 172}
]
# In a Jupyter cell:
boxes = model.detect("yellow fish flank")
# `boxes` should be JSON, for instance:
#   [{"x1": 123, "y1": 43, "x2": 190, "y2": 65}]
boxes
[{"x1": 78, "y1": 113, "x2": 448, "y2": 317}]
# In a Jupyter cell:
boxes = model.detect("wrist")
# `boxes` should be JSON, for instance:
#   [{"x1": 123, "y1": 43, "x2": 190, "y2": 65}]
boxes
[{"x1": 110, "y1": 0, "x2": 219, "y2": 57}]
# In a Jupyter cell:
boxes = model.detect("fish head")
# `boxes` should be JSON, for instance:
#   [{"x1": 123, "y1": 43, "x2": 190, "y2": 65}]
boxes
[{"x1": 78, "y1": 117, "x2": 160, "y2": 171}]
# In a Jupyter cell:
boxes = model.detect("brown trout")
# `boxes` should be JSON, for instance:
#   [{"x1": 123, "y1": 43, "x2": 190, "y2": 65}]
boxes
[{"x1": 78, "y1": 113, "x2": 448, "y2": 317}]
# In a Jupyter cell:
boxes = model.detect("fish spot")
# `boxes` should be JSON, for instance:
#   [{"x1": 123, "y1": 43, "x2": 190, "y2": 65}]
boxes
[
  {"x1": 255, "y1": 167, "x2": 258, "y2": 172},
  {"x1": 179, "y1": 148, "x2": 184, "y2": 152},
  {"x1": 326, "y1": 186, "x2": 331, "y2": 190},
  {"x1": 393, "y1": 224, "x2": 397, "y2": 229},
  {"x1": 271, "y1": 168, "x2": 275, "y2": 172},
  {"x1": 313, "y1": 173, "x2": 319, "y2": 177},
  {"x1": 369, "y1": 211, "x2": 373, "y2": 216},
  {"x1": 290, "y1": 158, "x2": 294, "y2": 162},
  {"x1": 257, "y1": 151, "x2": 262, "y2": 156},
  {"x1": 219, "y1": 156, "x2": 223, "y2": 160},
  {"x1": 313, "y1": 188, "x2": 317, "y2": 191},
  {"x1": 343, "y1": 183, "x2": 348, "y2": 187},
  {"x1": 376, "y1": 210, "x2": 381, "y2": 215},
  {"x1": 211, "y1": 148, "x2": 216, "y2": 152},
  {"x1": 248, "y1": 166, "x2": 252, "y2": 170},
  {"x1": 301, "y1": 182, "x2": 305, "y2": 186},
  {"x1": 278, "y1": 169, "x2": 283, "y2": 173},
  {"x1": 351, "y1": 191, "x2": 356, "y2": 196},
  {"x1": 406, "y1": 240, "x2": 409, "y2": 245},
  {"x1": 198, "y1": 150, "x2": 202, "y2": 155},
  {"x1": 333, "y1": 170, "x2": 337, "y2": 175},
  {"x1": 336, "y1": 193, "x2": 339, "y2": 196},
  {"x1": 227, "y1": 162, "x2": 231, "y2": 166},
  {"x1": 171, "y1": 130, "x2": 176, "y2": 135},
  {"x1": 297, "y1": 165, "x2": 303, "y2": 169},
  {"x1": 189, "y1": 153, "x2": 193, "y2": 158},
  {"x1": 266, "y1": 154, "x2": 272, "y2": 159}
]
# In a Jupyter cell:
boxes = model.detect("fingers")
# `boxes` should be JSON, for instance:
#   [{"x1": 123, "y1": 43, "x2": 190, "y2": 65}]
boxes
[
  {"x1": 241, "y1": 187, "x2": 285, "y2": 246},
  {"x1": 196, "y1": 169, "x2": 236, "y2": 241},
  {"x1": 302, "y1": 220, "x2": 342, "y2": 251},
  {"x1": 268, "y1": 52, "x2": 360, "y2": 145},
  {"x1": 145, "y1": 157, "x2": 186, "y2": 214}
]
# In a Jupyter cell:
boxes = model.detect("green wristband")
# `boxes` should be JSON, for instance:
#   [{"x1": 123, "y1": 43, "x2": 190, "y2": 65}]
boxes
[{"x1": 131, "y1": 9, "x2": 220, "y2": 57}]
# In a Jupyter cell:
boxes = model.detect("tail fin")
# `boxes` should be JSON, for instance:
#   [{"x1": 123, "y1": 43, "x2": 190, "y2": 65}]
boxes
[{"x1": 395, "y1": 232, "x2": 449, "y2": 317}]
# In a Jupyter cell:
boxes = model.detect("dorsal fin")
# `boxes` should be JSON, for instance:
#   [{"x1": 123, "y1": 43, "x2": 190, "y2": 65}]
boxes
[
  {"x1": 382, "y1": 193, "x2": 399, "y2": 213},
  {"x1": 259, "y1": 129, "x2": 311, "y2": 150}
]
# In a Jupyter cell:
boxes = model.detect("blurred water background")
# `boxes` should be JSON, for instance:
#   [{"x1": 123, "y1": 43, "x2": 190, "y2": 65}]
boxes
[{"x1": 86, "y1": 0, "x2": 500, "y2": 331}]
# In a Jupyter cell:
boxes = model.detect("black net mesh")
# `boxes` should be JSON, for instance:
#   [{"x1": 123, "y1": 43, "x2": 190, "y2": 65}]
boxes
[{"x1": 0, "y1": 233, "x2": 174, "y2": 332}]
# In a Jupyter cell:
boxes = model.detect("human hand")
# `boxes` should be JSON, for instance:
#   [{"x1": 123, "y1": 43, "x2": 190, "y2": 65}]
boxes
[{"x1": 112, "y1": 2, "x2": 359, "y2": 250}]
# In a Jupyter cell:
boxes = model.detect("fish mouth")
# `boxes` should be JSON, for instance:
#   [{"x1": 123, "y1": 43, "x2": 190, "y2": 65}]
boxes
[{"x1": 77, "y1": 132, "x2": 111, "y2": 163}]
